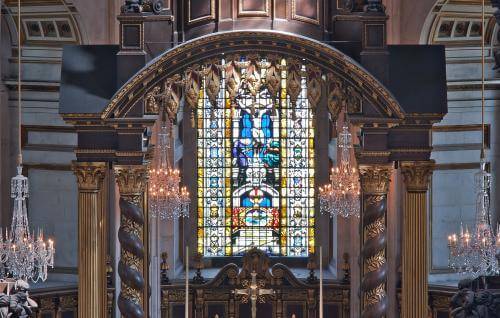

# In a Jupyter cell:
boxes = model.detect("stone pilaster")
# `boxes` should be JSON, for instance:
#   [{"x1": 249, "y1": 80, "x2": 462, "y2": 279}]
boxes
[
  {"x1": 73, "y1": 162, "x2": 108, "y2": 318},
  {"x1": 114, "y1": 165, "x2": 149, "y2": 318},
  {"x1": 400, "y1": 161, "x2": 434, "y2": 318},
  {"x1": 359, "y1": 165, "x2": 392, "y2": 318}
]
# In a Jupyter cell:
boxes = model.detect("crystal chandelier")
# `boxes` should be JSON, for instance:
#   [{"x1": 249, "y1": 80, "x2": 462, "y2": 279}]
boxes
[
  {"x1": 0, "y1": 0, "x2": 55, "y2": 283},
  {"x1": 447, "y1": 158, "x2": 500, "y2": 276},
  {"x1": 447, "y1": 0, "x2": 500, "y2": 277},
  {"x1": 319, "y1": 122, "x2": 360, "y2": 218},
  {"x1": 148, "y1": 115, "x2": 190, "y2": 220},
  {"x1": 0, "y1": 166, "x2": 55, "y2": 282}
]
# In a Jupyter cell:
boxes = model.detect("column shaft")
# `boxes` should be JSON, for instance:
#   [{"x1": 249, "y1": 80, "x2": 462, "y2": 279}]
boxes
[
  {"x1": 401, "y1": 161, "x2": 434, "y2": 318},
  {"x1": 359, "y1": 165, "x2": 392, "y2": 318},
  {"x1": 114, "y1": 165, "x2": 149, "y2": 318},
  {"x1": 73, "y1": 162, "x2": 107, "y2": 318}
]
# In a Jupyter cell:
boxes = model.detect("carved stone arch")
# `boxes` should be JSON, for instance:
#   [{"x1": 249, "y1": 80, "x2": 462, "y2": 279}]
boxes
[{"x1": 101, "y1": 30, "x2": 405, "y2": 124}]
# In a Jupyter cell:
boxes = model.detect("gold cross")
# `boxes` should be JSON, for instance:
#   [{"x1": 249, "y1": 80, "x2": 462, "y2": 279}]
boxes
[{"x1": 234, "y1": 271, "x2": 275, "y2": 318}]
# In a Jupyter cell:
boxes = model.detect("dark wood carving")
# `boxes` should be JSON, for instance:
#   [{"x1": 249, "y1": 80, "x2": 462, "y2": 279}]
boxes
[
  {"x1": 161, "y1": 249, "x2": 349, "y2": 318},
  {"x1": 359, "y1": 167, "x2": 390, "y2": 318},
  {"x1": 118, "y1": 197, "x2": 146, "y2": 318}
]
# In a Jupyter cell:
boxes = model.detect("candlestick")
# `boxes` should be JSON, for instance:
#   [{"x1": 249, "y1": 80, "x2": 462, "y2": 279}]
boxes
[
  {"x1": 319, "y1": 246, "x2": 323, "y2": 318},
  {"x1": 185, "y1": 246, "x2": 189, "y2": 318}
]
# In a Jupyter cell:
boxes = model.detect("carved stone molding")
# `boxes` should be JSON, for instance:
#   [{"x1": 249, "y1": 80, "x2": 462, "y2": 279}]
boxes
[
  {"x1": 359, "y1": 165, "x2": 392, "y2": 194},
  {"x1": 400, "y1": 161, "x2": 435, "y2": 192},
  {"x1": 72, "y1": 162, "x2": 107, "y2": 191}
]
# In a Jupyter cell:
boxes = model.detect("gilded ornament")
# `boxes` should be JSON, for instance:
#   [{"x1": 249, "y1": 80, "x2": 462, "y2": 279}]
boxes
[
  {"x1": 145, "y1": 86, "x2": 161, "y2": 114},
  {"x1": 72, "y1": 162, "x2": 107, "y2": 191},
  {"x1": 204, "y1": 61, "x2": 222, "y2": 108},
  {"x1": 122, "y1": 250, "x2": 143, "y2": 272},
  {"x1": 121, "y1": 284, "x2": 142, "y2": 305},
  {"x1": 264, "y1": 55, "x2": 281, "y2": 103},
  {"x1": 365, "y1": 250, "x2": 385, "y2": 273},
  {"x1": 306, "y1": 64, "x2": 322, "y2": 109},
  {"x1": 401, "y1": 161, "x2": 435, "y2": 192},
  {"x1": 346, "y1": 85, "x2": 362, "y2": 114},
  {"x1": 364, "y1": 284, "x2": 386, "y2": 307},
  {"x1": 286, "y1": 58, "x2": 301, "y2": 106},
  {"x1": 184, "y1": 66, "x2": 202, "y2": 123},
  {"x1": 365, "y1": 217, "x2": 385, "y2": 240},
  {"x1": 224, "y1": 58, "x2": 242, "y2": 105},
  {"x1": 326, "y1": 74, "x2": 344, "y2": 122},
  {"x1": 121, "y1": 214, "x2": 143, "y2": 237},
  {"x1": 164, "y1": 77, "x2": 182, "y2": 123},
  {"x1": 114, "y1": 165, "x2": 148, "y2": 197},
  {"x1": 359, "y1": 165, "x2": 392, "y2": 194},
  {"x1": 244, "y1": 55, "x2": 262, "y2": 98}
]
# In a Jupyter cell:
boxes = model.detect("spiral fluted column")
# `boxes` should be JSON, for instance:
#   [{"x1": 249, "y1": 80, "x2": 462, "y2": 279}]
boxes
[
  {"x1": 400, "y1": 161, "x2": 434, "y2": 318},
  {"x1": 359, "y1": 165, "x2": 392, "y2": 318},
  {"x1": 114, "y1": 165, "x2": 149, "y2": 318},
  {"x1": 73, "y1": 162, "x2": 107, "y2": 318}
]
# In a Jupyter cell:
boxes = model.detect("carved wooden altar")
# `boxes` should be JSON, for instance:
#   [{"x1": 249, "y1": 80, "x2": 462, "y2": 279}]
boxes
[{"x1": 161, "y1": 249, "x2": 349, "y2": 318}]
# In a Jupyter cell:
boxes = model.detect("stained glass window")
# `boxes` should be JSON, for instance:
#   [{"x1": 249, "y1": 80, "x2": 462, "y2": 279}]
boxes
[{"x1": 197, "y1": 59, "x2": 315, "y2": 257}]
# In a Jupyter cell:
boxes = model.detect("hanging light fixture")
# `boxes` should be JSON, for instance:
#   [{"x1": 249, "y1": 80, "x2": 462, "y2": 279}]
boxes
[
  {"x1": 0, "y1": 0, "x2": 55, "y2": 283},
  {"x1": 447, "y1": 0, "x2": 500, "y2": 277},
  {"x1": 319, "y1": 115, "x2": 360, "y2": 218},
  {"x1": 148, "y1": 107, "x2": 190, "y2": 220}
]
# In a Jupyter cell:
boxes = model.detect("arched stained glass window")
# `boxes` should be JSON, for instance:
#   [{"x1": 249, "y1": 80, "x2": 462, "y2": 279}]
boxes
[{"x1": 197, "y1": 59, "x2": 315, "y2": 257}]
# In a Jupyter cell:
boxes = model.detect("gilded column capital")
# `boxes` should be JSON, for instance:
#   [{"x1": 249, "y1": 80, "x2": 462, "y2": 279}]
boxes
[
  {"x1": 72, "y1": 162, "x2": 107, "y2": 191},
  {"x1": 359, "y1": 165, "x2": 392, "y2": 195},
  {"x1": 400, "y1": 161, "x2": 435, "y2": 192},
  {"x1": 113, "y1": 165, "x2": 149, "y2": 197}
]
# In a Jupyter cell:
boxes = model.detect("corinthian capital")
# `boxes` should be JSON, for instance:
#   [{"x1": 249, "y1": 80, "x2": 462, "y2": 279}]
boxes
[
  {"x1": 72, "y1": 162, "x2": 107, "y2": 191},
  {"x1": 114, "y1": 165, "x2": 148, "y2": 197},
  {"x1": 359, "y1": 165, "x2": 392, "y2": 195},
  {"x1": 400, "y1": 161, "x2": 435, "y2": 192}
]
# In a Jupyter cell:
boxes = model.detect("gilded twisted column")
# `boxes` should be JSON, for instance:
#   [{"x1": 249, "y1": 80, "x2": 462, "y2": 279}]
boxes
[
  {"x1": 114, "y1": 165, "x2": 149, "y2": 318},
  {"x1": 73, "y1": 162, "x2": 107, "y2": 318},
  {"x1": 359, "y1": 165, "x2": 391, "y2": 318},
  {"x1": 400, "y1": 161, "x2": 434, "y2": 318}
]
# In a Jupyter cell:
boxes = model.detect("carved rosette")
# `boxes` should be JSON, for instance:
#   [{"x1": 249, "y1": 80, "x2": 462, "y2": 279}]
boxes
[
  {"x1": 401, "y1": 161, "x2": 435, "y2": 192},
  {"x1": 114, "y1": 165, "x2": 148, "y2": 318},
  {"x1": 72, "y1": 162, "x2": 107, "y2": 191},
  {"x1": 359, "y1": 165, "x2": 391, "y2": 318}
]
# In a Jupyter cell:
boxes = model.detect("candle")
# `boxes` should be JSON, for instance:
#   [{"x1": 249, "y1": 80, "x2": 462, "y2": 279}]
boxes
[
  {"x1": 185, "y1": 246, "x2": 189, "y2": 318},
  {"x1": 319, "y1": 246, "x2": 323, "y2": 318}
]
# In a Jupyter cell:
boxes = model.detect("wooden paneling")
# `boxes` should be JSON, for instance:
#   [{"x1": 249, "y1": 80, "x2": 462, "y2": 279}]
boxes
[
  {"x1": 292, "y1": 0, "x2": 320, "y2": 25},
  {"x1": 238, "y1": 0, "x2": 270, "y2": 17},
  {"x1": 188, "y1": 0, "x2": 216, "y2": 24}
]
